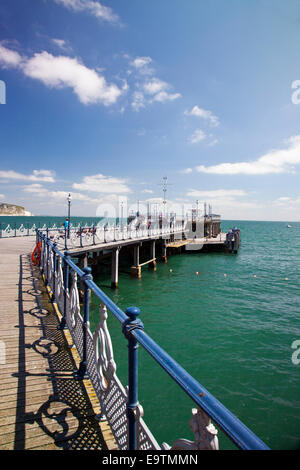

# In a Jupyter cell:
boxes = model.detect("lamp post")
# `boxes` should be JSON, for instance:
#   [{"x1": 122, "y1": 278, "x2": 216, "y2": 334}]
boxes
[
  {"x1": 67, "y1": 193, "x2": 72, "y2": 239},
  {"x1": 120, "y1": 201, "x2": 124, "y2": 231}
]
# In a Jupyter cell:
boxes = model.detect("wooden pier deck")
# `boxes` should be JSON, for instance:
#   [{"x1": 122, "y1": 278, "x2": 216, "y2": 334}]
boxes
[{"x1": 0, "y1": 237, "x2": 117, "y2": 450}]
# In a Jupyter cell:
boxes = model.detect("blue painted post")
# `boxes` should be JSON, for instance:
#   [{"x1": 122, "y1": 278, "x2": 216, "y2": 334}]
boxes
[
  {"x1": 74, "y1": 267, "x2": 92, "y2": 380},
  {"x1": 93, "y1": 224, "x2": 95, "y2": 245},
  {"x1": 51, "y1": 242, "x2": 57, "y2": 304},
  {"x1": 45, "y1": 234, "x2": 50, "y2": 285},
  {"x1": 64, "y1": 228, "x2": 67, "y2": 250},
  {"x1": 122, "y1": 307, "x2": 144, "y2": 450},
  {"x1": 57, "y1": 250, "x2": 70, "y2": 330},
  {"x1": 41, "y1": 235, "x2": 46, "y2": 275}
]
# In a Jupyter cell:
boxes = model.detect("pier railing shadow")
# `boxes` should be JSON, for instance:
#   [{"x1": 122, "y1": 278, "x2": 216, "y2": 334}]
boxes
[{"x1": 13, "y1": 253, "x2": 108, "y2": 450}]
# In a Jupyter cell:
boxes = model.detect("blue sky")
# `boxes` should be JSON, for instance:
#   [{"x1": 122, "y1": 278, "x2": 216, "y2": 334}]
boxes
[{"x1": 1, "y1": 0, "x2": 300, "y2": 220}]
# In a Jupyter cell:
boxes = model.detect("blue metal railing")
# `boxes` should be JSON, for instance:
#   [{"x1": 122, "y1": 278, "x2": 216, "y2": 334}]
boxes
[{"x1": 36, "y1": 229, "x2": 270, "y2": 451}]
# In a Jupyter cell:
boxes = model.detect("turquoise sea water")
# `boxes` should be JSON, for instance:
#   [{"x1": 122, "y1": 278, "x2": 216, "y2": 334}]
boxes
[
  {"x1": 90, "y1": 220, "x2": 300, "y2": 450},
  {"x1": 3, "y1": 217, "x2": 300, "y2": 449}
]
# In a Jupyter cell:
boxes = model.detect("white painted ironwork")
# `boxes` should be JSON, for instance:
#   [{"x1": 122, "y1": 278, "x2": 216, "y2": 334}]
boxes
[
  {"x1": 55, "y1": 257, "x2": 64, "y2": 314},
  {"x1": 68, "y1": 270, "x2": 80, "y2": 330},
  {"x1": 93, "y1": 302, "x2": 116, "y2": 391},
  {"x1": 161, "y1": 407, "x2": 219, "y2": 450}
]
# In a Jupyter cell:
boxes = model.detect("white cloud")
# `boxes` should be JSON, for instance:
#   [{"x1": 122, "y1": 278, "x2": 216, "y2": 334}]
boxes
[
  {"x1": 196, "y1": 135, "x2": 300, "y2": 175},
  {"x1": 23, "y1": 51, "x2": 122, "y2": 105},
  {"x1": 54, "y1": 0, "x2": 119, "y2": 23},
  {"x1": 51, "y1": 38, "x2": 68, "y2": 50},
  {"x1": 184, "y1": 106, "x2": 220, "y2": 127},
  {"x1": 0, "y1": 194, "x2": 5, "y2": 200},
  {"x1": 188, "y1": 129, "x2": 206, "y2": 144},
  {"x1": 0, "y1": 45, "x2": 122, "y2": 106},
  {"x1": 143, "y1": 78, "x2": 168, "y2": 95},
  {"x1": 130, "y1": 56, "x2": 153, "y2": 74},
  {"x1": 153, "y1": 91, "x2": 181, "y2": 103},
  {"x1": 186, "y1": 189, "x2": 248, "y2": 199},
  {"x1": 0, "y1": 169, "x2": 55, "y2": 183},
  {"x1": 181, "y1": 168, "x2": 193, "y2": 174},
  {"x1": 186, "y1": 188, "x2": 262, "y2": 219},
  {"x1": 143, "y1": 78, "x2": 181, "y2": 103},
  {"x1": 131, "y1": 91, "x2": 145, "y2": 111},
  {"x1": 207, "y1": 138, "x2": 219, "y2": 147},
  {"x1": 72, "y1": 173, "x2": 131, "y2": 194},
  {"x1": 23, "y1": 183, "x2": 99, "y2": 203},
  {"x1": 141, "y1": 189, "x2": 153, "y2": 194},
  {"x1": 0, "y1": 44, "x2": 23, "y2": 68}
]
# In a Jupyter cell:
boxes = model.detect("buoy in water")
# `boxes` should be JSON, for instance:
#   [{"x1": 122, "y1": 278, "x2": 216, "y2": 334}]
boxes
[
  {"x1": 253, "y1": 275, "x2": 257, "y2": 278},
  {"x1": 196, "y1": 272, "x2": 199, "y2": 275},
  {"x1": 169, "y1": 269, "x2": 173, "y2": 273}
]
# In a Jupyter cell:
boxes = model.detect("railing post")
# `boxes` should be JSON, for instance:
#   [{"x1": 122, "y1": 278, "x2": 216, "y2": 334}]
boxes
[
  {"x1": 74, "y1": 267, "x2": 92, "y2": 380},
  {"x1": 51, "y1": 242, "x2": 57, "y2": 304},
  {"x1": 122, "y1": 306, "x2": 144, "y2": 450},
  {"x1": 57, "y1": 250, "x2": 70, "y2": 330},
  {"x1": 64, "y1": 228, "x2": 67, "y2": 250},
  {"x1": 45, "y1": 233, "x2": 50, "y2": 285},
  {"x1": 93, "y1": 224, "x2": 95, "y2": 245},
  {"x1": 14, "y1": 223, "x2": 17, "y2": 237},
  {"x1": 41, "y1": 234, "x2": 46, "y2": 275}
]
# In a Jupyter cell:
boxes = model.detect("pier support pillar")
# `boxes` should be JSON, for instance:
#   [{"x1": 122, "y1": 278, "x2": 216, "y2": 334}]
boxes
[
  {"x1": 149, "y1": 240, "x2": 157, "y2": 271},
  {"x1": 162, "y1": 240, "x2": 167, "y2": 263},
  {"x1": 111, "y1": 247, "x2": 120, "y2": 289},
  {"x1": 131, "y1": 244, "x2": 142, "y2": 278}
]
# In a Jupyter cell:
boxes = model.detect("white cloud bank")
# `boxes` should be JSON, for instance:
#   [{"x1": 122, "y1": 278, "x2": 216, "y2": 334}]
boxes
[
  {"x1": 72, "y1": 173, "x2": 131, "y2": 194},
  {"x1": 0, "y1": 44, "x2": 122, "y2": 105},
  {"x1": 196, "y1": 135, "x2": 300, "y2": 175},
  {"x1": 0, "y1": 169, "x2": 55, "y2": 183}
]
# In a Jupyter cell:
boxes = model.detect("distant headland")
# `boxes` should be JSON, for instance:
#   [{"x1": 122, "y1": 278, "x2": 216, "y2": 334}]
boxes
[{"x1": 0, "y1": 203, "x2": 33, "y2": 216}]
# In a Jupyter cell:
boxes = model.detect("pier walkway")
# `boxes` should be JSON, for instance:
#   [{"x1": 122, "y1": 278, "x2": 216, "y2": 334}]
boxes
[{"x1": 0, "y1": 237, "x2": 116, "y2": 450}]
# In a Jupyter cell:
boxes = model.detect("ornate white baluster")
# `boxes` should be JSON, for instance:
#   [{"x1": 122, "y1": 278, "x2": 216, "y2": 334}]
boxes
[
  {"x1": 161, "y1": 407, "x2": 219, "y2": 450},
  {"x1": 48, "y1": 249, "x2": 54, "y2": 289},
  {"x1": 93, "y1": 302, "x2": 116, "y2": 391},
  {"x1": 55, "y1": 257, "x2": 64, "y2": 313},
  {"x1": 69, "y1": 271, "x2": 80, "y2": 329}
]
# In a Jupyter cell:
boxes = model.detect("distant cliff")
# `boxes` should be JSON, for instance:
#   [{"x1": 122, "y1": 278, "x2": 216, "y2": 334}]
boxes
[{"x1": 0, "y1": 203, "x2": 32, "y2": 216}]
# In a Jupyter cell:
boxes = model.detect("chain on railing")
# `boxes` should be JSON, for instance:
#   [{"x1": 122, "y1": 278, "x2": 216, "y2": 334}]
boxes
[{"x1": 36, "y1": 230, "x2": 270, "y2": 451}]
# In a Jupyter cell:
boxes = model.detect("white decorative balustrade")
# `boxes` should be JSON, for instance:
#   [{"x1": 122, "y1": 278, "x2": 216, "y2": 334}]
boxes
[{"x1": 46, "y1": 222, "x2": 185, "y2": 250}]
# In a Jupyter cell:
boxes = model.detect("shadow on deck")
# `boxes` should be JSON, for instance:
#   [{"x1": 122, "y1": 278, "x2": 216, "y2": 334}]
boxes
[{"x1": 6, "y1": 254, "x2": 112, "y2": 450}]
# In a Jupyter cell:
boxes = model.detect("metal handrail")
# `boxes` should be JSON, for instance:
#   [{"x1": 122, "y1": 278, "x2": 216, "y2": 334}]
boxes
[{"x1": 37, "y1": 230, "x2": 270, "y2": 451}]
